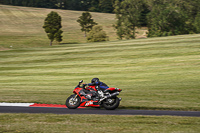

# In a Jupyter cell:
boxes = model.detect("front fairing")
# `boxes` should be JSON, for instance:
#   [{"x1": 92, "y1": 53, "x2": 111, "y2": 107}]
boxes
[
  {"x1": 73, "y1": 87, "x2": 82, "y2": 94},
  {"x1": 72, "y1": 84, "x2": 101, "y2": 108}
]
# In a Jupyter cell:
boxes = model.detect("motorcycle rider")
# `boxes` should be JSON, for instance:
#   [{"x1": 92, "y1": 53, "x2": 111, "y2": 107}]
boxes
[
  {"x1": 88, "y1": 78, "x2": 109, "y2": 90},
  {"x1": 85, "y1": 78, "x2": 109, "y2": 99}
]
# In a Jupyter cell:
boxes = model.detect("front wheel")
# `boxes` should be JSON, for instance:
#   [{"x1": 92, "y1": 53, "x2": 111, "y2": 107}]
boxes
[
  {"x1": 102, "y1": 97, "x2": 120, "y2": 110},
  {"x1": 66, "y1": 94, "x2": 81, "y2": 109}
]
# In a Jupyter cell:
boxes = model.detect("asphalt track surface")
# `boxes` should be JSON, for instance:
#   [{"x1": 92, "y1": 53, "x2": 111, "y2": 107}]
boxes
[{"x1": 0, "y1": 106, "x2": 200, "y2": 117}]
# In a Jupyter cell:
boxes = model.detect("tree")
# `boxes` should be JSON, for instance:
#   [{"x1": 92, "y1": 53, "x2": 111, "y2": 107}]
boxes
[
  {"x1": 55, "y1": 29, "x2": 63, "y2": 42},
  {"x1": 113, "y1": 0, "x2": 144, "y2": 39},
  {"x1": 77, "y1": 11, "x2": 98, "y2": 37},
  {"x1": 43, "y1": 11, "x2": 63, "y2": 46},
  {"x1": 89, "y1": 0, "x2": 100, "y2": 12},
  {"x1": 99, "y1": 0, "x2": 114, "y2": 13},
  {"x1": 194, "y1": 12, "x2": 200, "y2": 33},
  {"x1": 87, "y1": 25, "x2": 109, "y2": 42},
  {"x1": 147, "y1": 2, "x2": 188, "y2": 37}
]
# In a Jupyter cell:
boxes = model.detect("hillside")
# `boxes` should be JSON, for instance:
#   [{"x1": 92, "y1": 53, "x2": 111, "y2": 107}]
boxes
[
  {"x1": 0, "y1": 33, "x2": 200, "y2": 111},
  {"x1": 0, "y1": 5, "x2": 113, "y2": 49},
  {"x1": 0, "y1": 5, "x2": 148, "y2": 50}
]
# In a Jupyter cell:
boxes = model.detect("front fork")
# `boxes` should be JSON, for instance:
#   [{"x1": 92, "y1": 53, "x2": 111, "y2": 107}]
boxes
[{"x1": 74, "y1": 94, "x2": 78, "y2": 99}]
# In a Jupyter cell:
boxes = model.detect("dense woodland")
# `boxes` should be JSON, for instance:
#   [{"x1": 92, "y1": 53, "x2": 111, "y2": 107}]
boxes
[
  {"x1": 1, "y1": 0, "x2": 200, "y2": 39},
  {"x1": 0, "y1": 0, "x2": 119, "y2": 13},
  {"x1": 113, "y1": 0, "x2": 200, "y2": 39},
  {"x1": 1, "y1": 0, "x2": 200, "y2": 14}
]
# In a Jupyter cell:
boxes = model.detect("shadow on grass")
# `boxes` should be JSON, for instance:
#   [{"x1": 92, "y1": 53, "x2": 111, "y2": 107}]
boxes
[{"x1": 60, "y1": 42, "x2": 79, "y2": 45}]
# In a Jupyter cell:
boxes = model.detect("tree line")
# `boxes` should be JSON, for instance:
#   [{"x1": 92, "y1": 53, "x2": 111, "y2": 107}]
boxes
[
  {"x1": 114, "y1": 0, "x2": 200, "y2": 39},
  {"x1": 2, "y1": 0, "x2": 200, "y2": 41},
  {"x1": 0, "y1": 0, "x2": 120, "y2": 13}
]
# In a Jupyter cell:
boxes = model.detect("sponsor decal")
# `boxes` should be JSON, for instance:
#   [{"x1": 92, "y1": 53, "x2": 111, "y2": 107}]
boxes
[{"x1": 85, "y1": 101, "x2": 93, "y2": 106}]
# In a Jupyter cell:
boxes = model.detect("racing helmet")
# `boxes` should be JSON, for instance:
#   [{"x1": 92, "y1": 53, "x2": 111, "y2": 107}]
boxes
[{"x1": 91, "y1": 78, "x2": 99, "y2": 83}]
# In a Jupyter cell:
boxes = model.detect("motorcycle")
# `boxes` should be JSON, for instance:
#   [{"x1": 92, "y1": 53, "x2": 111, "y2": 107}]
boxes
[{"x1": 65, "y1": 80, "x2": 122, "y2": 110}]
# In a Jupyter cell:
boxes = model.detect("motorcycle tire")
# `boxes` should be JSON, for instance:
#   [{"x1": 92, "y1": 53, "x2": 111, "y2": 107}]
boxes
[
  {"x1": 66, "y1": 94, "x2": 81, "y2": 109},
  {"x1": 102, "y1": 97, "x2": 120, "y2": 110}
]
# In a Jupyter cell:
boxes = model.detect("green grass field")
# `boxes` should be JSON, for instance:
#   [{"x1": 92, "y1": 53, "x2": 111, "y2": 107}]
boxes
[
  {"x1": 0, "y1": 114, "x2": 200, "y2": 133},
  {"x1": 0, "y1": 5, "x2": 200, "y2": 133},
  {"x1": 0, "y1": 34, "x2": 200, "y2": 111}
]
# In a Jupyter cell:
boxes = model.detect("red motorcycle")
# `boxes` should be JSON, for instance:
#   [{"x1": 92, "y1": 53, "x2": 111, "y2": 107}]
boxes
[{"x1": 66, "y1": 80, "x2": 122, "y2": 110}]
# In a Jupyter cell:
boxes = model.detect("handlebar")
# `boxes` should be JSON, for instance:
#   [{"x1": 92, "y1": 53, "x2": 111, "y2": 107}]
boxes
[{"x1": 77, "y1": 80, "x2": 87, "y2": 89}]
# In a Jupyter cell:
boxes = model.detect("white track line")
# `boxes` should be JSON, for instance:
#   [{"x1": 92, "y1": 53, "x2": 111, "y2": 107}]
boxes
[{"x1": 0, "y1": 102, "x2": 34, "y2": 107}]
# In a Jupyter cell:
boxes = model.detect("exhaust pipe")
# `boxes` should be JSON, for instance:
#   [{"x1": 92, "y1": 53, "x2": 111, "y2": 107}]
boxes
[
  {"x1": 107, "y1": 92, "x2": 119, "y2": 98},
  {"x1": 99, "y1": 92, "x2": 119, "y2": 102}
]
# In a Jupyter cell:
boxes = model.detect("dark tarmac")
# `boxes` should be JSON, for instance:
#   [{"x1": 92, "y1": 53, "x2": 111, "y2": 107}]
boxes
[{"x1": 0, "y1": 106, "x2": 200, "y2": 117}]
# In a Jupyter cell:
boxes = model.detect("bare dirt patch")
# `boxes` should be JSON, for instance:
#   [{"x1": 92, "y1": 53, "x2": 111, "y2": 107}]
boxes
[{"x1": 0, "y1": 48, "x2": 10, "y2": 51}]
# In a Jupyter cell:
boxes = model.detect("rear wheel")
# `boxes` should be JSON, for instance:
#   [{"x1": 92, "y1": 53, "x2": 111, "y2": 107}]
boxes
[
  {"x1": 102, "y1": 97, "x2": 120, "y2": 110},
  {"x1": 66, "y1": 94, "x2": 81, "y2": 109}
]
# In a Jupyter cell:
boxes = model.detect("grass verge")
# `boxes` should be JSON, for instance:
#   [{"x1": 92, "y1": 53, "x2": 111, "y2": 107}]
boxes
[{"x1": 0, "y1": 113, "x2": 200, "y2": 133}]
